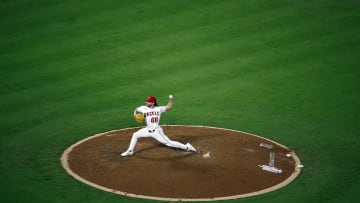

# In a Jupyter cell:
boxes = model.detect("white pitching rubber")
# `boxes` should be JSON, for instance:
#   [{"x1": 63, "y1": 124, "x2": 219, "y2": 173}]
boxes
[{"x1": 202, "y1": 152, "x2": 210, "y2": 158}]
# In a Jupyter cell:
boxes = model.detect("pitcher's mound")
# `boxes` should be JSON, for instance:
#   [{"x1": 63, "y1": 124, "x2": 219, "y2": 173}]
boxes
[{"x1": 61, "y1": 125, "x2": 302, "y2": 201}]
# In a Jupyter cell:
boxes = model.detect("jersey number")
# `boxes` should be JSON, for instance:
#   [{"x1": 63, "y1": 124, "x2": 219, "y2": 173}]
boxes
[{"x1": 150, "y1": 117, "x2": 159, "y2": 123}]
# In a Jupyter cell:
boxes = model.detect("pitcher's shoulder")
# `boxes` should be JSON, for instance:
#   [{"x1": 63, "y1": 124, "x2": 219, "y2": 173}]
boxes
[
  {"x1": 157, "y1": 106, "x2": 167, "y2": 112},
  {"x1": 136, "y1": 106, "x2": 148, "y2": 113}
]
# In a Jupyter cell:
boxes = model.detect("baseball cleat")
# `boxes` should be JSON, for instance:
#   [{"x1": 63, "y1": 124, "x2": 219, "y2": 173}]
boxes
[
  {"x1": 121, "y1": 150, "x2": 134, "y2": 157},
  {"x1": 186, "y1": 143, "x2": 197, "y2": 152}
]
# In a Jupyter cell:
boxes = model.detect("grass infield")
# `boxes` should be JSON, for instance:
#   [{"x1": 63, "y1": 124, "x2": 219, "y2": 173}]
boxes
[{"x1": 1, "y1": 0, "x2": 360, "y2": 202}]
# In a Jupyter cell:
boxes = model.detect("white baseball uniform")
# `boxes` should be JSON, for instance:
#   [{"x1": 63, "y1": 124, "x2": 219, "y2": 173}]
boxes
[{"x1": 123, "y1": 105, "x2": 190, "y2": 154}]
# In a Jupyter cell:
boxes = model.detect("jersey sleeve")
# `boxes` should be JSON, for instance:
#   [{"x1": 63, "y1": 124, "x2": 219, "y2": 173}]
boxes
[
  {"x1": 159, "y1": 106, "x2": 167, "y2": 113},
  {"x1": 136, "y1": 106, "x2": 147, "y2": 113}
]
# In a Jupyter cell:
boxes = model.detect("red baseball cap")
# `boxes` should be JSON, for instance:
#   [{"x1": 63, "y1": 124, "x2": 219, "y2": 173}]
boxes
[{"x1": 145, "y1": 96, "x2": 156, "y2": 103}]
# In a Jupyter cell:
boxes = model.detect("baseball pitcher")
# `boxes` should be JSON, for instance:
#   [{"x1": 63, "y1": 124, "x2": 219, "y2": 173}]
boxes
[{"x1": 121, "y1": 95, "x2": 196, "y2": 156}]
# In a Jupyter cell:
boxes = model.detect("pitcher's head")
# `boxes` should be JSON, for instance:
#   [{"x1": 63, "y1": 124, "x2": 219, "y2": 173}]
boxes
[{"x1": 145, "y1": 96, "x2": 157, "y2": 107}]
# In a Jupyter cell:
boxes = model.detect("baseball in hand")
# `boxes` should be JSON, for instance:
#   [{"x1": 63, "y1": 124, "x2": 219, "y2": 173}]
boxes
[{"x1": 169, "y1": 94, "x2": 173, "y2": 99}]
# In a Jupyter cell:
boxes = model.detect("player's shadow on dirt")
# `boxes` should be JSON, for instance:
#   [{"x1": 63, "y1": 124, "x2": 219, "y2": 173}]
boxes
[
  {"x1": 134, "y1": 144, "x2": 197, "y2": 161},
  {"x1": 115, "y1": 132, "x2": 213, "y2": 161}
]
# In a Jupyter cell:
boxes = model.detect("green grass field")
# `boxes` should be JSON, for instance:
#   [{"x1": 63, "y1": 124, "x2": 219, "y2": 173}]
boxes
[{"x1": 1, "y1": 0, "x2": 360, "y2": 202}]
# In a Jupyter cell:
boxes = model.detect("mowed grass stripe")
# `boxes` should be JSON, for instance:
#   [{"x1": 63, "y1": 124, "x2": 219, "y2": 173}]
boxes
[
  {"x1": 2, "y1": 7, "x2": 358, "y2": 117},
  {"x1": 5, "y1": 0, "x2": 358, "y2": 71},
  {"x1": 2, "y1": 14, "x2": 358, "y2": 119},
  {"x1": 2, "y1": 2, "x2": 358, "y2": 87},
  {"x1": 0, "y1": 2, "x2": 337, "y2": 92},
  {"x1": 1, "y1": 0, "x2": 240, "y2": 54},
  {"x1": 4, "y1": 0, "x2": 316, "y2": 72},
  {"x1": 1, "y1": 2, "x2": 299, "y2": 98},
  {"x1": 1, "y1": 0, "x2": 290, "y2": 70}
]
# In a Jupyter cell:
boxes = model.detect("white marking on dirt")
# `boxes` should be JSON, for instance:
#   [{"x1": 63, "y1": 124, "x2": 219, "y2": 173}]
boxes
[{"x1": 202, "y1": 151, "x2": 211, "y2": 158}]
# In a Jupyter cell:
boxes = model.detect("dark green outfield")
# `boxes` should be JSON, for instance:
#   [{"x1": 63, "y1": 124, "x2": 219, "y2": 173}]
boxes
[{"x1": 1, "y1": 0, "x2": 360, "y2": 202}]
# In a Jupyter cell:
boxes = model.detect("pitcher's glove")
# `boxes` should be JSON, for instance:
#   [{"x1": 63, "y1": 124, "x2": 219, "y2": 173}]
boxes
[{"x1": 134, "y1": 113, "x2": 145, "y2": 123}]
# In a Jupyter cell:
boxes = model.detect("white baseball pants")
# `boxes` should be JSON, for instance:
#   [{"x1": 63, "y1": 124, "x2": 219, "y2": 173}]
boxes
[{"x1": 125, "y1": 127, "x2": 188, "y2": 152}]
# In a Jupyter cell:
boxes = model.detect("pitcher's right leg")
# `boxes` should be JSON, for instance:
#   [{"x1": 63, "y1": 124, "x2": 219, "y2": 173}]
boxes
[{"x1": 154, "y1": 127, "x2": 197, "y2": 152}]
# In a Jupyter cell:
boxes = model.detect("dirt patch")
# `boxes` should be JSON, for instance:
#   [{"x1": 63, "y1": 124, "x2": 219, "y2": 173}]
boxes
[{"x1": 61, "y1": 125, "x2": 301, "y2": 201}]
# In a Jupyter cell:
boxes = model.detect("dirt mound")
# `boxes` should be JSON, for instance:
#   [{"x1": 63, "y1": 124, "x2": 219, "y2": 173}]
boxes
[{"x1": 61, "y1": 125, "x2": 301, "y2": 201}]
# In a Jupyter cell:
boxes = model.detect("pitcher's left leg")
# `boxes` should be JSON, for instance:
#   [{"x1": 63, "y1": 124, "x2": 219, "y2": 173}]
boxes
[{"x1": 121, "y1": 128, "x2": 151, "y2": 156}]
